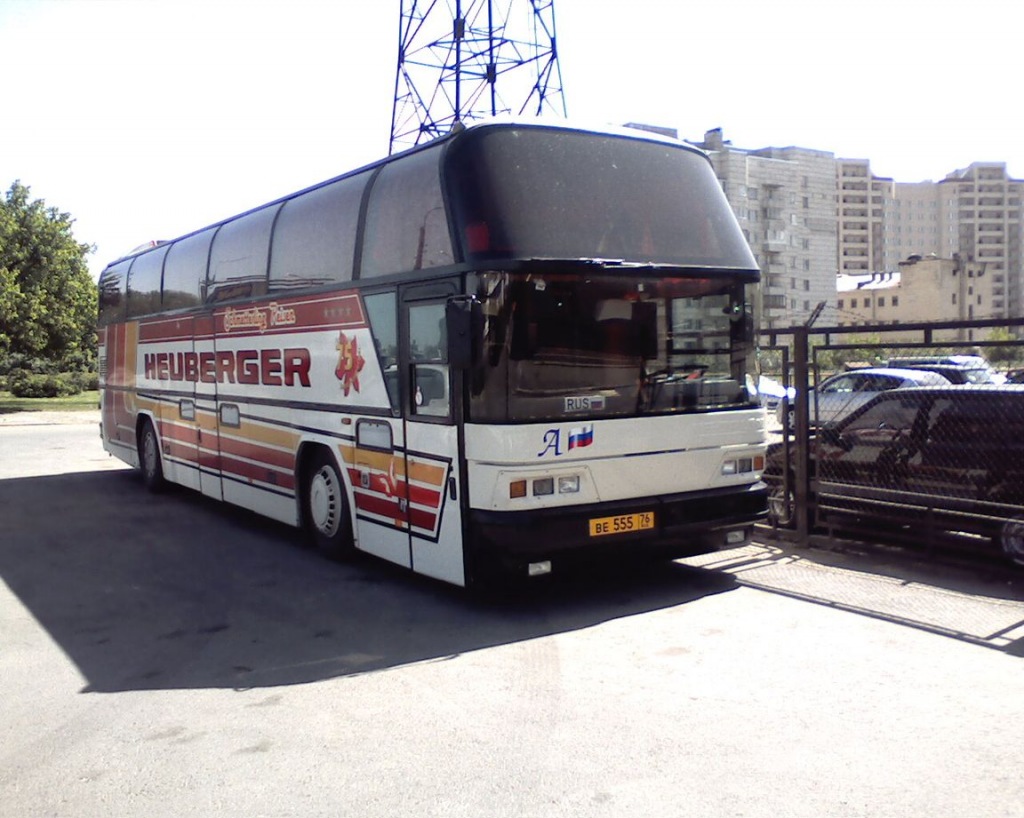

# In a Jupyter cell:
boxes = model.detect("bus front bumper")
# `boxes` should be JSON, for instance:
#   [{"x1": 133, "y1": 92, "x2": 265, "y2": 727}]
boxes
[{"x1": 466, "y1": 481, "x2": 767, "y2": 580}]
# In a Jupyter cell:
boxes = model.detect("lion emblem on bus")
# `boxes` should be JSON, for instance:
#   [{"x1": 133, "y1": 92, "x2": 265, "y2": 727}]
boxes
[{"x1": 335, "y1": 331, "x2": 365, "y2": 396}]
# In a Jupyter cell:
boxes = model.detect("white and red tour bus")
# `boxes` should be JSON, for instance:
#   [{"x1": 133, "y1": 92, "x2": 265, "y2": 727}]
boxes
[{"x1": 98, "y1": 120, "x2": 768, "y2": 587}]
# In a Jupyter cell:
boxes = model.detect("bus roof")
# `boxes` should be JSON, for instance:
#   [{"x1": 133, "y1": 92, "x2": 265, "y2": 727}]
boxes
[{"x1": 102, "y1": 118, "x2": 711, "y2": 270}]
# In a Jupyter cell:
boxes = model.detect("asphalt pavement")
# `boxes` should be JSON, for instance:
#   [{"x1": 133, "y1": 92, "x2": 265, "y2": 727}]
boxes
[{"x1": 4, "y1": 412, "x2": 1024, "y2": 817}]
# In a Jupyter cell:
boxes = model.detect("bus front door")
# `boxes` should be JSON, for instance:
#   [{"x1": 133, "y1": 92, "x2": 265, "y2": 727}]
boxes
[{"x1": 401, "y1": 293, "x2": 466, "y2": 586}]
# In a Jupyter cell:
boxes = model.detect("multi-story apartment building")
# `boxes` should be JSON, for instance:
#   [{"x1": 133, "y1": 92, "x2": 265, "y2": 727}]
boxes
[
  {"x1": 941, "y1": 164, "x2": 1023, "y2": 317},
  {"x1": 629, "y1": 123, "x2": 1023, "y2": 328},
  {"x1": 836, "y1": 254, "x2": 993, "y2": 340},
  {"x1": 690, "y1": 129, "x2": 838, "y2": 329},
  {"x1": 846, "y1": 161, "x2": 1024, "y2": 319},
  {"x1": 837, "y1": 159, "x2": 891, "y2": 275}
]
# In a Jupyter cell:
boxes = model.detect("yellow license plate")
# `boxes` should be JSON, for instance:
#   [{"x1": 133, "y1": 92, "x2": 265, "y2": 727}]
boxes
[{"x1": 588, "y1": 511, "x2": 656, "y2": 537}]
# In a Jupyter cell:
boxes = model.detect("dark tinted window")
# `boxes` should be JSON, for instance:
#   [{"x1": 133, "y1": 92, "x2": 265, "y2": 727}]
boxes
[
  {"x1": 208, "y1": 205, "x2": 279, "y2": 302},
  {"x1": 820, "y1": 374, "x2": 858, "y2": 394},
  {"x1": 361, "y1": 146, "x2": 453, "y2": 277},
  {"x1": 126, "y1": 245, "x2": 167, "y2": 318},
  {"x1": 162, "y1": 230, "x2": 213, "y2": 311},
  {"x1": 841, "y1": 394, "x2": 922, "y2": 435},
  {"x1": 928, "y1": 394, "x2": 1024, "y2": 445},
  {"x1": 98, "y1": 260, "x2": 130, "y2": 326},
  {"x1": 269, "y1": 172, "x2": 370, "y2": 291},
  {"x1": 861, "y1": 374, "x2": 903, "y2": 392},
  {"x1": 446, "y1": 126, "x2": 757, "y2": 269}
]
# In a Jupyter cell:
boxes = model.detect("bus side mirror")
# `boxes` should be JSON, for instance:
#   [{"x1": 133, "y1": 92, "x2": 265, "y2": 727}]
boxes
[{"x1": 446, "y1": 295, "x2": 482, "y2": 369}]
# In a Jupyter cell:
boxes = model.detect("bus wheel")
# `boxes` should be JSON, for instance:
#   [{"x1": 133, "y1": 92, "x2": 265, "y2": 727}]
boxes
[
  {"x1": 999, "y1": 516, "x2": 1024, "y2": 567},
  {"x1": 305, "y1": 449, "x2": 354, "y2": 560},
  {"x1": 138, "y1": 418, "x2": 165, "y2": 492}
]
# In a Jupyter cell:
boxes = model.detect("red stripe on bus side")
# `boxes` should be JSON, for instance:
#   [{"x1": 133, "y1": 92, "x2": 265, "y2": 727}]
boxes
[
  {"x1": 408, "y1": 506, "x2": 439, "y2": 533},
  {"x1": 158, "y1": 420, "x2": 200, "y2": 446},
  {"x1": 343, "y1": 468, "x2": 443, "y2": 515},
  {"x1": 138, "y1": 317, "x2": 202, "y2": 343},
  {"x1": 197, "y1": 447, "x2": 221, "y2": 472},
  {"x1": 214, "y1": 294, "x2": 367, "y2": 339},
  {"x1": 219, "y1": 454, "x2": 296, "y2": 491},
  {"x1": 218, "y1": 435, "x2": 296, "y2": 471},
  {"x1": 164, "y1": 439, "x2": 197, "y2": 463},
  {"x1": 354, "y1": 491, "x2": 439, "y2": 534},
  {"x1": 354, "y1": 491, "x2": 402, "y2": 520},
  {"x1": 407, "y1": 483, "x2": 442, "y2": 510}
]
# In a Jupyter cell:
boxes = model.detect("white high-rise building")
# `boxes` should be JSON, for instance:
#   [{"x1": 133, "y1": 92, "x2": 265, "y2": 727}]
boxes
[
  {"x1": 846, "y1": 161, "x2": 1023, "y2": 318},
  {"x1": 838, "y1": 159, "x2": 892, "y2": 275},
  {"x1": 691, "y1": 129, "x2": 838, "y2": 329},
  {"x1": 665, "y1": 124, "x2": 1024, "y2": 326}
]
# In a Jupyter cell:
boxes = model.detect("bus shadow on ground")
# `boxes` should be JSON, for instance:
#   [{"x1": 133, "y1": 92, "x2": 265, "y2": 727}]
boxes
[{"x1": 0, "y1": 470, "x2": 737, "y2": 693}]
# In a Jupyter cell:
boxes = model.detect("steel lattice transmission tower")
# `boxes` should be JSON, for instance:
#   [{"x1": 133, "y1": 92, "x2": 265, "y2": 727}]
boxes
[{"x1": 390, "y1": 0, "x2": 567, "y2": 154}]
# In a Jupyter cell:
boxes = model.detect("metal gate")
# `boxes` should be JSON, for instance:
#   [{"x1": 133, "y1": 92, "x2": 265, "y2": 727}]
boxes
[{"x1": 760, "y1": 316, "x2": 1024, "y2": 566}]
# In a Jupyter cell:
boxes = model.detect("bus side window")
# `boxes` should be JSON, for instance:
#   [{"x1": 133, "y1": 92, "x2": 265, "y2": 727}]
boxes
[
  {"x1": 163, "y1": 229, "x2": 213, "y2": 311},
  {"x1": 98, "y1": 260, "x2": 130, "y2": 326},
  {"x1": 363, "y1": 291, "x2": 400, "y2": 414},
  {"x1": 269, "y1": 171, "x2": 369, "y2": 291},
  {"x1": 207, "y1": 205, "x2": 278, "y2": 302},
  {"x1": 126, "y1": 246, "x2": 167, "y2": 318},
  {"x1": 361, "y1": 146, "x2": 453, "y2": 278},
  {"x1": 409, "y1": 302, "x2": 449, "y2": 418}
]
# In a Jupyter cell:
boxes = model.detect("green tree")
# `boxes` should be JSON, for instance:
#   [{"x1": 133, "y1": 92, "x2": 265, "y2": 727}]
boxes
[
  {"x1": 986, "y1": 327, "x2": 1024, "y2": 367},
  {"x1": 0, "y1": 181, "x2": 97, "y2": 370}
]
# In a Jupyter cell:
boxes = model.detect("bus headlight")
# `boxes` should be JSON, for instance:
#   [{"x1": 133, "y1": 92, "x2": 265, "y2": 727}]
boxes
[
  {"x1": 722, "y1": 455, "x2": 764, "y2": 475},
  {"x1": 508, "y1": 474, "x2": 582, "y2": 499},
  {"x1": 533, "y1": 477, "x2": 555, "y2": 496},
  {"x1": 557, "y1": 475, "x2": 580, "y2": 494}
]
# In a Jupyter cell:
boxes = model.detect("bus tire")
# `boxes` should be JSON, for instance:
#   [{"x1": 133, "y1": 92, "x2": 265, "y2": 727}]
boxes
[
  {"x1": 138, "y1": 418, "x2": 165, "y2": 493},
  {"x1": 304, "y1": 448, "x2": 355, "y2": 560}
]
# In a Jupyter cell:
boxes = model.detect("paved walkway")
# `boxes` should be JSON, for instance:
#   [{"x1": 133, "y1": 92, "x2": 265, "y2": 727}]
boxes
[{"x1": 0, "y1": 409, "x2": 100, "y2": 426}]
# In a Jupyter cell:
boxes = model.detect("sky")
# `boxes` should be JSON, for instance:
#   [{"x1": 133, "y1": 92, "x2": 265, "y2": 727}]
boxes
[{"x1": 2, "y1": 0, "x2": 1021, "y2": 279}]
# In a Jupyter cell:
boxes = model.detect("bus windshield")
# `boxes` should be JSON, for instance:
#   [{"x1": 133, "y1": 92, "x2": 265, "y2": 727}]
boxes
[
  {"x1": 446, "y1": 125, "x2": 757, "y2": 269},
  {"x1": 468, "y1": 270, "x2": 757, "y2": 422}
]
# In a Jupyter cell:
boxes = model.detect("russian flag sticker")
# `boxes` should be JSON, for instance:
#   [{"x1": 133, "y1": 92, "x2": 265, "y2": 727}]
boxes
[{"x1": 568, "y1": 424, "x2": 594, "y2": 450}]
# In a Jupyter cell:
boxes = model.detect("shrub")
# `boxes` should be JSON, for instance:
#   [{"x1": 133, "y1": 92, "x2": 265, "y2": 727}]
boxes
[
  {"x1": 7, "y1": 370, "x2": 82, "y2": 398},
  {"x1": 71, "y1": 371, "x2": 100, "y2": 391},
  {"x1": 0, "y1": 355, "x2": 59, "y2": 376}
]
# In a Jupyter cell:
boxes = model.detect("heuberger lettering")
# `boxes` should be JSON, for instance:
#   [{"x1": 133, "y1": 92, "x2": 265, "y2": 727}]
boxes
[{"x1": 144, "y1": 348, "x2": 311, "y2": 387}]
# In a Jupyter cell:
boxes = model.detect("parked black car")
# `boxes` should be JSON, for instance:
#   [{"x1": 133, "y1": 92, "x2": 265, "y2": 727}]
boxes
[{"x1": 767, "y1": 385, "x2": 1024, "y2": 566}]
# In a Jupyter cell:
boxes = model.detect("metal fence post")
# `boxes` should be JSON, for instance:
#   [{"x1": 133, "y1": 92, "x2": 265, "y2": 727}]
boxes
[{"x1": 792, "y1": 326, "x2": 811, "y2": 544}]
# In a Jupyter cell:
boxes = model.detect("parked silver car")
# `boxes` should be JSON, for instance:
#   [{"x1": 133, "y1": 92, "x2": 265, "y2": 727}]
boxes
[
  {"x1": 886, "y1": 355, "x2": 1003, "y2": 385},
  {"x1": 777, "y1": 367, "x2": 949, "y2": 428}
]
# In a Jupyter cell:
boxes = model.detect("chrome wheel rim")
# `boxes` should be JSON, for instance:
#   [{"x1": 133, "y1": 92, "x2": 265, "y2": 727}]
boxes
[{"x1": 310, "y1": 465, "x2": 341, "y2": 537}]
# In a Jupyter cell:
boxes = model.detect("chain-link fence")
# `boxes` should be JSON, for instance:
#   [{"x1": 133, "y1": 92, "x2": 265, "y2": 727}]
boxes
[{"x1": 760, "y1": 317, "x2": 1024, "y2": 568}]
